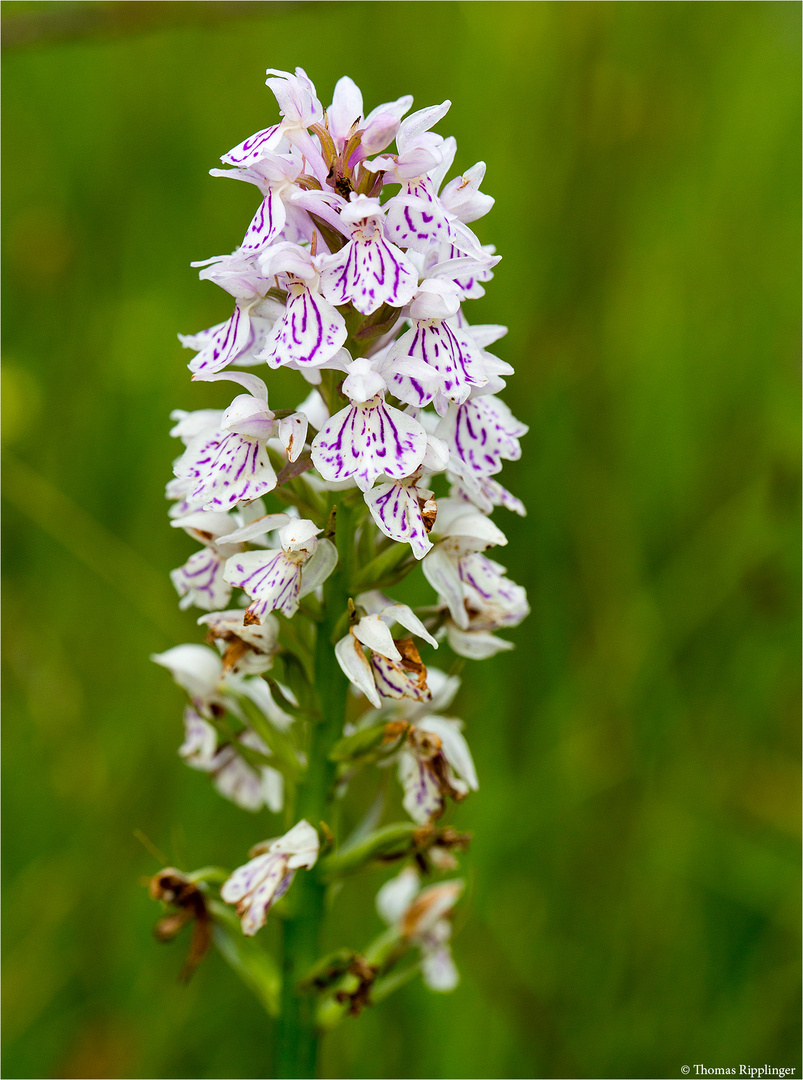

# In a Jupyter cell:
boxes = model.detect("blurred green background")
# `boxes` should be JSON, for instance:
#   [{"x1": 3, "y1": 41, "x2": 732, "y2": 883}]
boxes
[{"x1": 2, "y1": 2, "x2": 800, "y2": 1078}]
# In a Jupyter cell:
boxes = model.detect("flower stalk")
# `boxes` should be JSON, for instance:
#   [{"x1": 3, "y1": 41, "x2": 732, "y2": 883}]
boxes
[{"x1": 149, "y1": 66, "x2": 528, "y2": 1077}]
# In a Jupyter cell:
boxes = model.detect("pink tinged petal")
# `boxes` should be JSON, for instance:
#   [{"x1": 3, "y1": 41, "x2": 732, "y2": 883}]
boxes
[
  {"x1": 266, "y1": 67, "x2": 323, "y2": 127},
  {"x1": 371, "y1": 654, "x2": 431, "y2": 702},
  {"x1": 356, "y1": 113, "x2": 400, "y2": 158},
  {"x1": 222, "y1": 125, "x2": 283, "y2": 167},
  {"x1": 335, "y1": 633, "x2": 381, "y2": 708},
  {"x1": 399, "y1": 752, "x2": 443, "y2": 824},
  {"x1": 240, "y1": 189, "x2": 287, "y2": 253},
  {"x1": 259, "y1": 285, "x2": 347, "y2": 369},
  {"x1": 396, "y1": 101, "x2": 451, "y2": 156},
  {"x1": 224, "y1": 549, "x2": 303, "y2": 620},
  {"x1": 328, "y1": 76, "x2": 364, "y2": 144},
  {"x1": 365, "y1": 480, "x2": 434, "y2": 560},
  {"x1": 170, "y1": 547, "x2": 232, "y2": 611},
  {"x1": 311, "y1": 396, "x2": 427, "y2": 493},
  {"x1": 422, "y1": 547, "x2": 468, "y2": 628},
  {"x1": 185, "y1": 307, "x2": 254, "y2": 377},
  {"x1": 278, "y1": 413, "x2": 309, "y2": 462},
  {"x1": 364, "y1": 93, "x2": 414, "y2": 128}
]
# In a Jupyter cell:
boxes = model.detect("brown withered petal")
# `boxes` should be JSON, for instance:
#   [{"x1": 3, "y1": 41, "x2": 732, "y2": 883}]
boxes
[
  {"x1": 180, "y1": 912, "x2": 213, "y2": 982},
  {"x1": 407, "y1": 726, "x2": 443, "y2": 759},
  {"x1": 335, "y1": 956, "x2": 379, "y2": 1017},
  {"x1": 419, "y1": 497, "x2": 437, "y2": 533},
  {"x1": 395, "y1": 638, "x2": 429, "y2": 695},
  {"x1": 149, "y1": 868, "x2": 212, "y2": 981},
  {"x1": 382, "y1": 720, "x2": 410, "y2": 745},
  {"x1": 149, "y1": 868, "x2": 191, "y2": 904},
  {"x1": 153, "y1": 908, "x2": 193, "y2": 942},
  {"x1": 430, "y1": 752, "x2": 467, "y2": 801},
  {"x1": 220, "y1": 636, "x2": 252, "y2": 671}
]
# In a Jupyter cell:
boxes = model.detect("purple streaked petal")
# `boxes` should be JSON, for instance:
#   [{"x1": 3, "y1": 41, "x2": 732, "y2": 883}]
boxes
[
  {"x1": 398, "y1": 752, "x2": 443, "y2": 824},
  {"x1": 170, "y1": 547, "x2": 232, "y2": 612},
  {"x1": 311, "y1": 396, "x2": 427, "y2": 492},
  {"x1": 258, "y1": 285, "x2": 347, "y2": 369},
  {"x1": 222, "y1": 124, "x2": 283, "y2": 167},
  {"x1": 224, "y1": 549, "x2": 304, "y2": 619},
  {"x1": 186, "y1": 307, "x2": 254, "y2": 377},
  {"x1": 319, "y1": 223, "x2": 418, "y2": 315},
  {"x1": 364, "y1": 480, "x2": 434, "y2": 560},
  {"x1": 240, "y1": 189, "x2": 287, "y2": 253}
]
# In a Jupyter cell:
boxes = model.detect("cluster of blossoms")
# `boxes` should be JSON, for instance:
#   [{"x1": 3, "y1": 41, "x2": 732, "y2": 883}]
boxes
[{"x1": 151, "y1": 67, "x2": 527, "y2": 1020}]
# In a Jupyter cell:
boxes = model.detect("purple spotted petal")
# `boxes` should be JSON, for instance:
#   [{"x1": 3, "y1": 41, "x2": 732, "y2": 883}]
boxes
[
  {"x1": 311, "y1": 396, "x2": 427, "y2": 492},
  {"x1": 221, "y1": 851, "x2": 280, "y2": 903},
  {"x1": 170, "y1": 547, "x2": 232, "y2": 612},
  {"x1": 258, "y1": 284, "x2": 347, "y2": 369},
  {"x1": 364, "y1": 480, "x2": 434, "y2": 559},
  {"x1": 384, "y1": 179, "x2": 452, "y2": 254}
]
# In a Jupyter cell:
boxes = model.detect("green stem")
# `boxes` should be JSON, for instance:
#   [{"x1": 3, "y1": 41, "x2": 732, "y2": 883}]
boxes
[{"x1": 276, "y1": 502, "x2": 352, "y2": 1079}]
